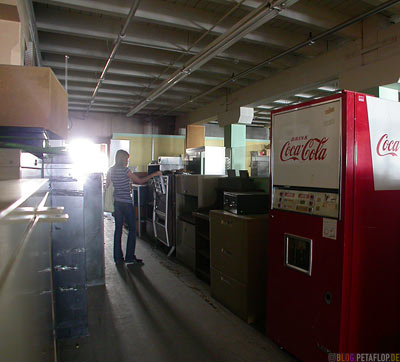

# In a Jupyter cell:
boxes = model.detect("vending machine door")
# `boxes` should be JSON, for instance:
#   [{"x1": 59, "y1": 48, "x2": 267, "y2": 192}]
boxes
[
  {"x1": 346, "y1": 94, "x2": 400, "y2": 352},
  {"x1": 267, "y1": 95, "x2": 348, "y2": 361}
]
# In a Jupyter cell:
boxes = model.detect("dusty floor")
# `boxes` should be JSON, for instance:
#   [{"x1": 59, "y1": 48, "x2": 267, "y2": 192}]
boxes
[{"x1": 58, "y1": 216, "x2": 297, "y2": 362}]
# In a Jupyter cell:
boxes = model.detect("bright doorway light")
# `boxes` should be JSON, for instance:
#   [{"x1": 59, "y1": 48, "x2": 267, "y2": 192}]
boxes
[{"x1": 67, "y1": 139, "x2": 108, "y2": 179}]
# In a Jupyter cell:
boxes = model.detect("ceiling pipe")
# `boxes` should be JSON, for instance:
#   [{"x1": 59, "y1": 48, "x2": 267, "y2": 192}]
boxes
[
  {"x1": 126, "y1": 0, "x2": 299, "y2": 117},
  {"x1": 25, "y1": 0, "x2": 42, "y2": 66},
  {"x1": 64, "y1": 55, "x2": 69, "y2": 93},
  {"x1": 167, "y1": 0, "x2": 400, "y2": 115},
  {"x1": 86, "y1": 0, "x2": 140, "y2": 116}
]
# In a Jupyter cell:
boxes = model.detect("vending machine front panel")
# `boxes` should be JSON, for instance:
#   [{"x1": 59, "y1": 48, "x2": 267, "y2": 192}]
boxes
[
  {"x1": 346, "y1": 94, "x2": 400, "y2": 351},
  {"x1": 267, "y1": 93, "x2": 351, "y2": 362},
  {"x1": 272, "y1": 188, "x2": 339, "y2": 218},
  {"x1": 271, "y1": 98, "x2": 342, "y2": 191},
  {"x1": 267, "y1": 91, "x2": 400, "y2": 360}
]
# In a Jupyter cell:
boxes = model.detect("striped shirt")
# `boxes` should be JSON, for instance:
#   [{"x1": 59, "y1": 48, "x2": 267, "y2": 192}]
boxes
[{"x1": 108, "y1": 166, "x2": 132, "y2": 203}]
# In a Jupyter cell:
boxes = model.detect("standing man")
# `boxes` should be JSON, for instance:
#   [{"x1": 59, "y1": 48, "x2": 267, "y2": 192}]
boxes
[{"x1": 106, "y1": 149, "x2": 161, "y2": 265}]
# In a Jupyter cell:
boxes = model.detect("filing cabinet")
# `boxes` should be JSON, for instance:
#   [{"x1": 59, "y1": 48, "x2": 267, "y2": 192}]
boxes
[{"x1": 210, "y1": 210, "x2": 268, "y2": 323}]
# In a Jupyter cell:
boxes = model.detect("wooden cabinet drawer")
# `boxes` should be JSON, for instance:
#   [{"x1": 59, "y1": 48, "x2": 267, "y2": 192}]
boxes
[
  {"x1": 176, "y1": 219, "x2": 196, "y2": 269},
  {"x1": 211, "y1": 212, "x2": 245, "y2": 242},
  {"x1": 176, "y1": 175, "x2": 198, "y2": 196},
  {"x1": 176, "y1": 219, "x2": 196, "y2": 250},
  {"x1": 210, "y1": 212, "x2": 247, "y2": 282},
  {"x1": 211, "y1": 268, "x2": 255, "y2": 323}
]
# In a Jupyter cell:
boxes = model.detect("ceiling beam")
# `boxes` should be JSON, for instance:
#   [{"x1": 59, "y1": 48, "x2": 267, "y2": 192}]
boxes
[
  {"x1": 68, "y1": 91, "x2": 212, "y2": 110},
  {"x1": 208, "y1": 0, "x2": 362, "y2": 39},
  {"x1": 278, "y1": 3, "x2": 362, "y2": 39},
  {"x1": 69, "y1": 107, "x2": 126, "y2": 113},
  {"x1": 68, "y1": 101, "x2": 186, "y2": 114},
  {"x1": 361, "y1": 0, "x2": 400, "y2": 14},
  {"x1": 67, "y1": 83, "x2": 217, "y2": 104},
  {"x1": 68, "y1": 93, "x2": 179, "y2": 107},
  {"x1": 38, "y1": 32, "x2": 271, "y2": 80},
  {"x1": 42, "y1": 53, "x2": 250, "y2": 87},
  {"x1": 69, "y1": 101, "x2": 129, "y2": 109},
  {"x1": 54, "y1": 70, "x2": 230, "y2": 96},
  {"x1": 33, "y1": 0, "x2": 328, "y2": 55},
  {"x1": 68, "y1": 106, "x2": 184, "y2": 116},
  {"x1": 34, "y1": 5, "x2": 306, "y2": 66}
]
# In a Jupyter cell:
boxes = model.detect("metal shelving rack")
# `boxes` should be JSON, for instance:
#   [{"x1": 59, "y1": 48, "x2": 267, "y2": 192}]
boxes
[{"x1": 152, "y1": 175, "x2": 175, "y2": 256}]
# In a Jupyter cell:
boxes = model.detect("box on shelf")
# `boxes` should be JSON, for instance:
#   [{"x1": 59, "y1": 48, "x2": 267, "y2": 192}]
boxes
[
  {"x1": 0, "y1": 148, "x2": 42, "y2": 180},
  {"x1": 0, "y1": 65, "x2": 68, "y2": 139}
]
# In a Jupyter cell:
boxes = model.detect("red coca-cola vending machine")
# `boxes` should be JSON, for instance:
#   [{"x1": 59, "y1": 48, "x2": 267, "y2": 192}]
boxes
[{"x1": 267, "y1": 91, "x2": 400, "y2": 361}]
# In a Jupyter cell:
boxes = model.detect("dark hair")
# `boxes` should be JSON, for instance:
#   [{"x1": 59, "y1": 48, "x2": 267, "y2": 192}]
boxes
[{"x1": 115, "y1": 149, "x2": 130, "y2": 167}]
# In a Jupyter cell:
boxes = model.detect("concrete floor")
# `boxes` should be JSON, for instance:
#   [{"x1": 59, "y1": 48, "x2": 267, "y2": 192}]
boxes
[{"x1": 58, "y1": 216, "x2": 297, "y2": 362}]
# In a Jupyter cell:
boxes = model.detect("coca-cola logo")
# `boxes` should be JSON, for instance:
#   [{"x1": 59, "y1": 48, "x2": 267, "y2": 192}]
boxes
[
  {"x1": 376, "y1": 134, "x2": 400, "y2": 157},
  {"x1": 280, "y1": 136, "x2": 328, "y2": 162}
]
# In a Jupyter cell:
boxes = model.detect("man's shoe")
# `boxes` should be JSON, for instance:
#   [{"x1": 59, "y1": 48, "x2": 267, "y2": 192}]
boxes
[{"x1": 125, "y1": 257, "x2": 143, "y2": 265}]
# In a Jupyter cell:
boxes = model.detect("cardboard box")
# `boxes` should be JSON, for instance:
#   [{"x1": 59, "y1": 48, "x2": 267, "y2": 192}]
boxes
[
  {"x1": 0, "y1": 4, "x2": 24, "y2": 66},
  {"x1": 0, "y1": 148, "x2": 42, "y2": 180},
  {"x1": 0, "y1": 166, "x2": 20, "y2": 180},
  {"x1": 0, "y1": 65, "x2": 68, "y2": 139},
  {"x1": 0, "y1": 148, "x2": 20, "y2": 166},
  {"x1": 186, "y1": 125, "x2": 205, "y2": 149}
]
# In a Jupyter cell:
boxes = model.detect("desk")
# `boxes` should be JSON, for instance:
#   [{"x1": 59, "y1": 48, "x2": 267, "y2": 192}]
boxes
[{"x1": 132, "y1": 184, "x2": 147, "y2": 237}]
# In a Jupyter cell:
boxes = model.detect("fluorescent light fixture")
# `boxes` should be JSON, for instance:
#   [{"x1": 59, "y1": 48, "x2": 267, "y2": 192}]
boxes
[
  {"x1": 274, "y1": 99, "x2": 293, "y2": 104},
  {"x1": 318, "y1": 86, "x2": 337, "y2": 92},
  {"x1": 256, "y1": 105, "x2": 274, "y2": 109},
  {"x1": 295, "y1": 93, "x2": 313, "y2": 98}
]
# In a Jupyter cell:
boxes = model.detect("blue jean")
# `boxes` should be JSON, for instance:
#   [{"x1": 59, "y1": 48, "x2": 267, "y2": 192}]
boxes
[{"x1": 113, "y1": 201, "x2": 136, "y2": 263}]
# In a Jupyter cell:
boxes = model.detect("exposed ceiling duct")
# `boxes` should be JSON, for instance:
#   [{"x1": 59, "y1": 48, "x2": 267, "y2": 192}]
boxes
[
  {"x1": 126, "y1": 0, "x2": 298, "y2": 117},
  {"x1": 218, "y1": 107, "x2": 254, "y2": 127}
]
